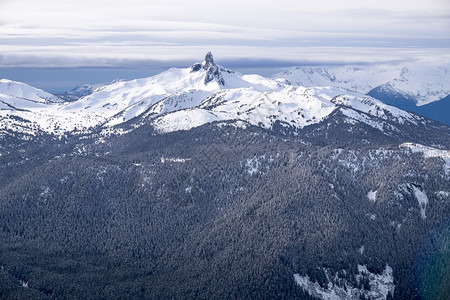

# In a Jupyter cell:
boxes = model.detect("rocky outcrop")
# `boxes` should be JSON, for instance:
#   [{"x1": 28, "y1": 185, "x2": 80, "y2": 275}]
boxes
[
  {"x1": 189, "y1": 52, "x2": 226, "y2": 86},
  {"x1": 203, "y1": 52, "x2": 225, "y2": 86},
  {"x1": 202, "y1": 52, "x2": 225, "y2": 86}
]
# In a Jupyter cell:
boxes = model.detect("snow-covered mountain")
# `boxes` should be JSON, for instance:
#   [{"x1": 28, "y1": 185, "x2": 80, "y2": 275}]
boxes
[
  {"x1": 272, "y1": 65, "x2": 395, "y2": 95},
  {"x1": 272, "y1": 64, "x2": 450, "y2": 125},
  {"x1": 272, "y1": 64, "x2": 450, "y2": 106},
  {"x1": 0, "y1": 54, "x2": 446, "y2": 137},
  {"x1": 0, "y1": 79, "x2": 66, "y2": 134},
  {"x1": 370, "y1": 66, "x2": 450, "y2": 106}
]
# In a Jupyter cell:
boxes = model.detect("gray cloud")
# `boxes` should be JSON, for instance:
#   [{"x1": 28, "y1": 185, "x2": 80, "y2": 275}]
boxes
[{"x1": 0, "y1": 0, "x2": 449, "y2": 68}]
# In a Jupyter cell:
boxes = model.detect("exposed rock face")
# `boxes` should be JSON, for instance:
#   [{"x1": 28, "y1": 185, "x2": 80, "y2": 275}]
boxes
[
  {"x1": 190, "y1": 63, "x2": 202, "y2": 72},
  {"x1": 203, "y1": 52, "x2": 215, "y2": 70},
  {"x1": 189, "y1": 52, "x2": 226, "y2": 86},
  {"x1": 202, "y1": 52, "x2": 225, "y2": 86}
]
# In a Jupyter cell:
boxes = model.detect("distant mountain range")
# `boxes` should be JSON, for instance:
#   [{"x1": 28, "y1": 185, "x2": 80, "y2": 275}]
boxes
[
  {"x1": 1, "y1": 53, "x2": 448, "y2": 138},
  {"x1": 54, "y1": 80, "x2": 123, "y2": 102},
  {"x1": 272, "y1": 64, "x2": 450, "y2": 125}
]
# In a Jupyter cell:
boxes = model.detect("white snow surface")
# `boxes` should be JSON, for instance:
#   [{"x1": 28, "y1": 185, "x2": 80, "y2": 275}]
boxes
[
  {"x1": 412, "y1": 186, "x2": 429, "y2": 219},
  {"x1": 367, "y1": 190, "x2": 377, "y2": 202},
  {"x1": 0, "y1": 57, "x2": 427, "y2": 136},
  {"x1": 0, "y1": 79, "x2": 62, "y2": 104},
  {"x1": 273, "y1": 64, "x2": 450, "y2": 106}
]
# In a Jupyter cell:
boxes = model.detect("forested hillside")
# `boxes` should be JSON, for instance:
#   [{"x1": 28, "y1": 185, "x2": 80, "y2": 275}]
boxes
[{"x1": 1, "y1": 121, "x2": 449, "y2": 299}]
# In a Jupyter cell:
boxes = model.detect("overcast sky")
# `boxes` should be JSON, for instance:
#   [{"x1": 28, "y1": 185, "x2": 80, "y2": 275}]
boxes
[{"x1": 1, "y1": 0, "x2": 449, "y2": 70}]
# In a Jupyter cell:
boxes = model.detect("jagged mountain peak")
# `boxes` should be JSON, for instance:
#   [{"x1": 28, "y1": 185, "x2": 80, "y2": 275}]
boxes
[
  {"x1": 190, "y1": 52, "x2": 226, "y2": 86},
  {"x1": 203, "y1": 51, "x2": 215, "y2": 69}
]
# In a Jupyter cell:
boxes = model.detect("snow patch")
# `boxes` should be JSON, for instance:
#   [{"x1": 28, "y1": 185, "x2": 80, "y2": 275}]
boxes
[
  {"x1": 19, "y1": 280, "x2": 28, "y2": 288},
  {"x1": 40, "y1": 187, "x2": 50, "y2": 197},
  {"x1": 59, "y1": 176, "x2": 69, "y2": 183},
  {"x1": 367, "y1": 190, "x2": 377, "y2": 202},
  {"x1": 160, "y1": 157, "x2": 191, "y2": 164},
  {"x1": 152, "y1": 109, "x2": 221, "y2": 133},
  {"x1": 245, "y1": 157, "x2": 262, "y2": 175},
  {"x1": 412, "y1": 186, "x2": 429, "y2": 219},
  {"x1": 294, "y1": 264, "x2": 394, "y2": 300},
  {"x1": 368, "y1": 214, "x2": 377, "y2": 221},
  {"x1": 436, "y1": 191, "x2": 449, "y2": 198},
  {"x1": 359, "y1": 245, "x2": 365, "y2": 255}
]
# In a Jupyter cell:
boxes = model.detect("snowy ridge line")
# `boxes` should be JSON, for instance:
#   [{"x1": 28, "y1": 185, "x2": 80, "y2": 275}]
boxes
[
  {"x1": 0, "y1": 53, "x2": 442, "y2": 136},
  {"x1": 0, "y1": 79, "x2": 62, "y2": 104},
  {"x1": 272, "y1": 64, "x2": 450, "y2": 106}
]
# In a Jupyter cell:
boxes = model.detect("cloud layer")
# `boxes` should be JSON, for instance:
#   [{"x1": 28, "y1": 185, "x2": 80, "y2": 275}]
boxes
[{"x1": 0, "y1": 0, "x2": 449, "y2": 67}]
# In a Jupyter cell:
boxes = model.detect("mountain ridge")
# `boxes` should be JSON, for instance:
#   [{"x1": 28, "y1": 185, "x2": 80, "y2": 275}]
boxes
[
  {"x1": 272, "y1": 64, "x2": 450, "y2": 106},
  {"x1": 272, "y1": 64, "x2": 450, "y2": 125},
  {"x1": 1, "y1": 53, "x2": 448, "y2": 145}
]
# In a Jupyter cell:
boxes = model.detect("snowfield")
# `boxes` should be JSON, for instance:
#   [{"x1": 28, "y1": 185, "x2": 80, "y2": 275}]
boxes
[{"x1": 0, "y1": 79, "x2": 62, "y2": 104}]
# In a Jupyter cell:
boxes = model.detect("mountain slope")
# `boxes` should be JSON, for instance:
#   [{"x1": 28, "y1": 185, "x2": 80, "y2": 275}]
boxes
[
  {"x1": 368, "y1": 86, "x2": 450, "y2": 126},
  {"x1": 0, "y1": 79, "x2": 62, "y2": 112},
  {"x1": 0, "y1": 79, "x2": 62, "y2": 105},
  {"x1": 0, "y1": 53, "x2": 284, "y2": 135},
  {"x1": 415, "y1": 94, "x2": 450, "y2": 125}
]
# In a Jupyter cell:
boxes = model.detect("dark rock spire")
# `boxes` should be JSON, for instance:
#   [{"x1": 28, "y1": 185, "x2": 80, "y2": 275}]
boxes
[
  {"x1": 202, "y1": 52, "x2": 225, "y2": 86},
  {"x1": 203, "y1": 52, "x2": 215, "y2": 70}
]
